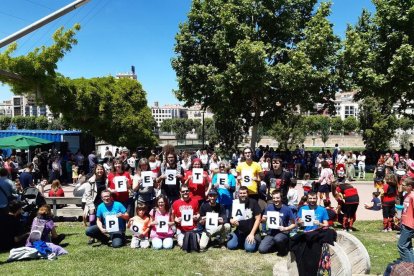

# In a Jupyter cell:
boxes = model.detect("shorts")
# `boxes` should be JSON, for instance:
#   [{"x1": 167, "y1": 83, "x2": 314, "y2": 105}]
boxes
[
  {"x1": 382, "y1": 204, "x2": 395, "y2": 218},
  {"x1": 318, "y1": 184, "x2": 331, "y2": 193}
]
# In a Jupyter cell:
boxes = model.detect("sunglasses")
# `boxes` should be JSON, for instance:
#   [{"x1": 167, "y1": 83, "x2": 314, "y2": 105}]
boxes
[
  {"x1": 181, "y1": 190, "x2": 190, "y2": 193},
  {"x1": 219, "y1": 166, "x2": 225, "y2": 168}
]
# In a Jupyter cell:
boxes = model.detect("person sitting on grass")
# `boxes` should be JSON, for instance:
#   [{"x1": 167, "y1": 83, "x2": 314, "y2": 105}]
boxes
[
  {"x1": 198, "y1": 188, "x2": 230, "y2": 251},
  {"x1": 172, "y1": 184, "x2": 200, "y2": 249},
  {"x1": 364, "y1": 192, "x2": 382, "y2": 211},
  {"x1": 0, "y1": 200, "x2": 29, "y2": 251},
  {"x1": 85, "y1": 190, "x2": 129, "y2": 248},
  {"x1": 258, "y1": 190, "x2": 296, "y2": 255},
  {"x1": 127, "y1": 203, "x2": 150, "y2": 249},
  {"x1": 227, "y1": 186, "x2": 262, "y2": 252},
  {"x1": 297, "y1": 192, "x2": 328, "y2": 232},
  {"x1": 26, "y1": 204, "x2": 67, "y2": 255},
  {"x1": 149, "y1": 195, "x2": 175, "y2": 250}
]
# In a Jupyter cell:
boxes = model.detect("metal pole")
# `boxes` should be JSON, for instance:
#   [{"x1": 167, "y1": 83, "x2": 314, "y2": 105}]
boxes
[
  {"x1": 0, "y1": 0, "x2": 90, "y2": 49},
  {"x1": 202, "y1": 111, "x2": 205, "y2": 149}
]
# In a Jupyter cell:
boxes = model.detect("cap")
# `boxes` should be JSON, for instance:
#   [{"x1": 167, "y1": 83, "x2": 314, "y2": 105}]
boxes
[{"x1": 208, "y1": 188, "x2": 218, "y2": 196}]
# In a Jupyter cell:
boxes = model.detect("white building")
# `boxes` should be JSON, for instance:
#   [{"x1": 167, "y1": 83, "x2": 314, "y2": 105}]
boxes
[
  {"x1": 333, "y1": 91, "x2": 359, "y2": 119},
  {"x1": 0, "y1": 100, "x2": 13, "y2": 116},
  {"x1": 0, "y1": 95, "x2": 53, "y2": 119},
  {"x1": 151, "y1": 102, "x2": 187, "y2": 127},
  {"x1": 186, "y1": 103, "x2": 214, "y2": 121},
  {"x1": 116, "y1": 66, "x2": 137, "y2": 80}
]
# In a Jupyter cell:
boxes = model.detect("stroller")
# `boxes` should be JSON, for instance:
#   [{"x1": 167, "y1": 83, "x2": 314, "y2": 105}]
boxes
[{"x1": 20, "y1": 187, "x2": 46, "y2": 231}]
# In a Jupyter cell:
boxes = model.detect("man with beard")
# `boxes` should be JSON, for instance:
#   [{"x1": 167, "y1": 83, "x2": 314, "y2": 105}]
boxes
[
  {"x1": 263, "y1": 158, "x2": 292, "y2": 204},
  {"x1": 227, "y1": 186, "x2": 261, "y2": 252},
  {"x1": 297, "y1": 192, "x2": 328, "y2": 232},
  {"x1": 258, "y1": 190, "x2": 296, "y2": 255},
  {"x1": 157, "y1": 151, "x2": 184, "y2": 205}
]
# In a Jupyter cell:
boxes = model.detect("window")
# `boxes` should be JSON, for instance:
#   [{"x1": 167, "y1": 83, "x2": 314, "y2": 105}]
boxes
[{"x1": 344, "y1": 106, "x2": 355, "y2": 118}]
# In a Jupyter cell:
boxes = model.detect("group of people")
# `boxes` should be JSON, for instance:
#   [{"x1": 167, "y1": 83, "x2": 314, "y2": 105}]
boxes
[{"x1": 1, "y1": 144, "x2": 414, "y2": 266}]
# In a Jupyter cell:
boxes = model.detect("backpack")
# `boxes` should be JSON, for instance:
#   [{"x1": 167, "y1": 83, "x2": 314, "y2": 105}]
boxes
[
  {"x1": 182, "y1": 231, "x2": 199, "y2": 253},
  {"x1": 28, "y1": 218, "x2": 46, "y2": 243}
]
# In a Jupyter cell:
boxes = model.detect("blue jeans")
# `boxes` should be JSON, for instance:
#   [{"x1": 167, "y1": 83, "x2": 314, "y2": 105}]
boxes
[
  {"x1": 85, "y1": 225, "x2": 125, "y2": 248},
  {"x1": 226, "y1": 230, "x2": 261, "y2": 252},
  {"x1": 258, "y1": 233, "x2": 289, "y2": 255},
  {"x1": 397, "y1": 224, "x2": 414, "y2": 262}
]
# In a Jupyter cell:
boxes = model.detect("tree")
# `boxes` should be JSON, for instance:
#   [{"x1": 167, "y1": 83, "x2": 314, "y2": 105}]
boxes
[
  {"x1": 35, "y1": 116, "x2": 49, "y2": 129},
  {"x1": 319, "y1": 115, "x2": 331, "y2": 145},
  {"x1": 172, "y1": 0, "x2": 340, "y2": 149},
  {"x1": 0, "y1": 25, "x2": 157, "y2": 149},
  {"x1": 268, "y1": 112, "x2": 307, "y2": 151},
  {"x1": 160, "y1": 119, "x2": 174, "y2": 133},
  {"x1": 343, "y1": 116, "x2": 359, "y2": 134},
  {"x1": 0, "y1": 116, "x2": 12, "y2": 130},
  {"x1": 330, "y1": 116, "x2": 343, "y2": 135},
  {"x1": 358, "y1": 96, "x2": 398, "y2": 151},
  {"x1": 341, "y1": 1, "x2": 414, "y2": 116},
  {"x1": 50, "y1": 76, "x2": 157, "y2": 149}
]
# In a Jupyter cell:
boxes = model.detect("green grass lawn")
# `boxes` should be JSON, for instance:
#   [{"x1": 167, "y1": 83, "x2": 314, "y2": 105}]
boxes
[{"x1": 0, "y1": 221, "x2": 399, "y2": 275}]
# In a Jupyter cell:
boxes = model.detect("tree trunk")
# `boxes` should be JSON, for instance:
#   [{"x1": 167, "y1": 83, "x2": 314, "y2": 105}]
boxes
[{"x1": 250, "y1": 124, "x2": 258, "y2": 149}]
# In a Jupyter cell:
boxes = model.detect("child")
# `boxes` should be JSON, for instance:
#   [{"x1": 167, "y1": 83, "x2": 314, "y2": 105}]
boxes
[
  {"x1": 72, "y1": 163, "x2": 79, "y2": 184},
  {"x1": 364, "y1": 192, "x2": 381, "y2": 211},
  {"x1": 128, "y1": 203, "x2": 150, "y2": 248},
  {"x1": 26, "y1": 205, "x2": 67, "y2": 255},
  {"x1": 323, "y1": 199, "x2": 337, "y2": 227},
  {"x1": 298, "y1": 195, "x2": 308, "y2": 209},
  {"x1": 287, "y1": 179, "x2": 299, "y2": 215},
  {"x1": 301, "y1": 173, "x2": 312, "y2": 196},
  {"x1": 380, "y1": 174, "x2": 397, "y2": 232}
]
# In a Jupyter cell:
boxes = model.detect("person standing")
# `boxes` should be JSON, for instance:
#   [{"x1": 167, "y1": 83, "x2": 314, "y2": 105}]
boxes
[
  {"x1": 88, "y1": 151, "x2": 98, "y2": 174},
  {"x1": 398, "y1": 177, "x2": 414, "y2": 262},
  {"x1": 157, "y1": 150, "x2": 184, "y2": 205},
  {"x1": 0, "y1": 168, "x2": 15, "y2": 215},
  {"x1": 357, "y1": 151, "x2": 366, "y2": 179},
  {"x1": 263, "y1": 158, "x2": 291, "y2": 204},
  {"x1": 236, "y1": 147, "x2": 263, "y2": 201},
  {"x1": 107, "y1": 159, "x2": 133, "y2": 218},
  {"x1": 19, "y1": 163, "x2": 34, "y2": 189}
]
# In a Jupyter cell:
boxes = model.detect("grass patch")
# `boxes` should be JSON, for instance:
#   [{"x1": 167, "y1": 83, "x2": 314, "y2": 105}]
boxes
[{"x1": 0, "y1": 221, "x2": 399, "y2": 275}]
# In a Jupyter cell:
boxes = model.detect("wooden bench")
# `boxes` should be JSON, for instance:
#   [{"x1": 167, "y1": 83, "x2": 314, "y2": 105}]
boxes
[{"x1": 44, "y1": 197, "x2": 83, "y2": 217}]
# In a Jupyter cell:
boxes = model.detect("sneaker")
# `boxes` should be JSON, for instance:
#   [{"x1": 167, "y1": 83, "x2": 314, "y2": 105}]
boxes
[
  {"x1": 348, "y1": 229, "x2": 353, "y2": 232},
  {"x1": 88, "y1": 238, "x2": 95, "y2": 245},
  {"x1": 382, "y1": 229, "x2": 388, "y2": 232},
  {"x1": 388, "y1": 228, "x2": 392, "y2": 232}
]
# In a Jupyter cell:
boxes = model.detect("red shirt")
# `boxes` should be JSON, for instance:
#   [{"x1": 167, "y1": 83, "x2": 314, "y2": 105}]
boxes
[
  {"x1": 108, "y1": 171, "x2": 132, "y2": 203},
  {"x1": 184, "y1": 170, "x2": 209, "y2": 202},
  {"x1": 172, "y1": 197, "x2": 199, "y2": 232},
  {"x1": 402, "y1": 192, "x2": 414, "y2": 229},
  {"x1": 48, "y1": 187, "x2": 64, "y2": 197}
]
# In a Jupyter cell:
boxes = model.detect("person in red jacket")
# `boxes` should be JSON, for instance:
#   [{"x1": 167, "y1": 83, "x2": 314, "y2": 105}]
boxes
[
  {"x1": 183, "y1": 158, "x2": 209, "y2": 206},
  {"x1": 381, "y1": 174, "x2": 397, "y2": 232},
  {"x1": 108, "y1": 159, "x2": 133, "y2": 217},
  {"x1": 336, "y1": 181, "x2": 359, "y2": 232}
]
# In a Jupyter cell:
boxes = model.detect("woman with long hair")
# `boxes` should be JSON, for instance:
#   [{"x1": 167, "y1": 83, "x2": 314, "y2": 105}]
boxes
[
  {"x1": 149, "y1": 195, "x2": 175, "y2": 249},
  {"x1": 133, "y1": 158, "x2": 156, "y2": 210},
  {"x1": 83, "y1": 164, "x2": 107, "y2": 244},
  {"x1": 108, "y1": 159, "x2": 133, "y2": 217}
]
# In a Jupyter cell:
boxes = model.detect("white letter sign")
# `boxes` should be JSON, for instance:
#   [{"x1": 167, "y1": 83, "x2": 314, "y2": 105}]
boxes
[
  {"x1": 232, "y1": 200, "x2": 245, "y2": 221},
  {"x1": 114, "y1": 176, "x2": 127, "y2": 192},
  {"x1": 241, "y1": 169, "x2": 253, "y2": 187},
  {"x1": 105, "y1": 215, "x2": 119, "y2": 233},
  {"x1": 217, "y1": 173, "x2": 228, "y2": 188},
  {"x1": 181, "y1": 209, "x2": 194, "y2": 227},
  {"x1": 266, "y1": 211, "x2": 280, "y2": 229},
  {"x1": 165, "y1": 169, "x2": 177, "y2": 185},
  {"x1": 141, "y1": 171, "x2": 153, "y2": 187},
  {"x1": 192, "y1": 168, "x2": 204, "y2": 184},
  {"x1": 302, "y1": 209, "x2": 315, "y2": 226},
  {"x1": 156, "y1": 216, "x2": 169, "y2": 233},
  {"x1": 206, "y1": 212, "x2": 219, "y2": 231}
]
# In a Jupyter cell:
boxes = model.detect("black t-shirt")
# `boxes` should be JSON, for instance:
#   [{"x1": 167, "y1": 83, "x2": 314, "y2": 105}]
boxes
[
  {"x1": 264, "y1": 169, "x2": 292, "y2": 205},
  {"x1": 94, "y1": 179, "x2": 106, "y2": 206},
  {"x1": 0, "y1": 214, "x2": 20, "y2": 251},
  {"x1": 235, "y1": 198, "x2": 261, "y2": 235},
  {"x1": 199, "y1": 202, "x2": 227, "y2": 223}
]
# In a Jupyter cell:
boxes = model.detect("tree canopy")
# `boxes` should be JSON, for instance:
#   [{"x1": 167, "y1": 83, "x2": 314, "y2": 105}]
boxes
[
  {"x1": 341, "y1": 1, "x2": 414, "y2": 115},
  {"x1": 172, "y1": 0, "x2": 340, "y2": 149},
  {"x1": 0, "y1": 25, "x2": 157, "y2": 149}
]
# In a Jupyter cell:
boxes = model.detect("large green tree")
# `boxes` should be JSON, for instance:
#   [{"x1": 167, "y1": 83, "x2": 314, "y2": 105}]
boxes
[
  {"x1": 358, "y1": 96, "x2": 398, "y2": 151},
  {"x1": 0, "y1": 25, "x2": 157, "y2": 149},
  {"x1": 341, "y1": 1, "x2": 414, "y2": 115},
  {"x1": 268, "y1": 112, "x2": 307, "y2": 150},
  {"x1": 172, "y1": 0, "x2": 340, "y2": 149}
]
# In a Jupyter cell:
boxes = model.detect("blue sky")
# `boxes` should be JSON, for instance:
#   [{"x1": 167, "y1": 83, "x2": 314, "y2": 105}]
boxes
[{"x1": 0, "y1": 0, "x2": 375, "y2": 105}]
